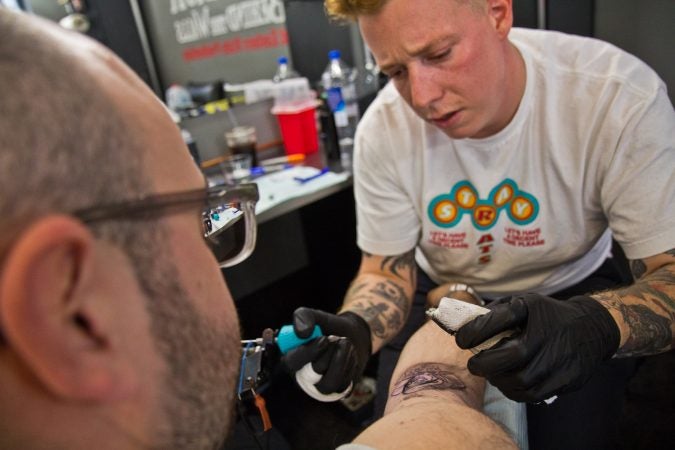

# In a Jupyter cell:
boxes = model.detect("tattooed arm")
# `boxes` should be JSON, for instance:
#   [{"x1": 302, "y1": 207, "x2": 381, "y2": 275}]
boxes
[
  {"x1": 592, "y1": 248, "x2": 675, "y2": 358},
  {"x1": 452, "y1": 248, "x2": 675, "y2": 403},
  {"x1": 340, "y1": 250, "x2": 417, "y2": 353},
  {"x1": 280, "y1": 250, "x2": 416, "y2": 398},
  {"x1": 352, "y1": 322, "x2": 517, "y2": 449}
]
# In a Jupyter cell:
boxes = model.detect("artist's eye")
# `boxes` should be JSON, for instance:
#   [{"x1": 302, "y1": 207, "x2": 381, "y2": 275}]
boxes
[
  {"x1": 386, "y1": 67, "x2": 406, "y2": 80},
  {"x1": 428, "y1": 49, "x2": 451, "y2": 62}
]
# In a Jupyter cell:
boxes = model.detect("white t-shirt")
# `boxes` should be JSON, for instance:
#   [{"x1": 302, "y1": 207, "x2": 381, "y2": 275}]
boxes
[{"x1": 354, "y1": 28, "x2": 675, "y2": 298}]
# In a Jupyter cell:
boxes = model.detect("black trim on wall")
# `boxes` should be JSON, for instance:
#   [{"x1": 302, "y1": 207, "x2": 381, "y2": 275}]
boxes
[
  {"x1": 546, "y1": 0, "x2": 595, "y2": 37},
  {"x1": 283, "y1": 0, "x2": 357, "y2": 86},
  {"x1": 513, "y1": 0, "x2": 539, "y2": 29},
  {"x1": 81, "y1": 0, "x2": 158, "y2": 94}
]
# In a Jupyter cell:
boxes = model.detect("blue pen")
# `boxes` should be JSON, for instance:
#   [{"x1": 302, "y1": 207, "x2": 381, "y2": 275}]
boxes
[
  {"x1": 250, "y1": 163, "x2": 291, "y2": 178},
  {"x1": 294, "y1": 167, "x2": 330, "y2": 184}
]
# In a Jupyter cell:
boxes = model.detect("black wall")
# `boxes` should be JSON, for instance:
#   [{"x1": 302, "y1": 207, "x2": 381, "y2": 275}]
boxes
[{"x1": 284, "y1": 0, "x2": 358, "y2": 86}]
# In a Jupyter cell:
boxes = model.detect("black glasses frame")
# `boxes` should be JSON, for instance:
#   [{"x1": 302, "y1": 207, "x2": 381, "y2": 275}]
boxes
[
  {"x1": 73, "y1": 183, "x2": 260, "y2": 267},
  {"x1": 73, "y1": 183, "x2": 259, "y2": 223}
]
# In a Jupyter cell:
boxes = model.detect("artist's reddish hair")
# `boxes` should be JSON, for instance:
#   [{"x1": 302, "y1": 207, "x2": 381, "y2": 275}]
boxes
[{"x1": 324, "y1": 0, "x2": 486, "y2": 21}]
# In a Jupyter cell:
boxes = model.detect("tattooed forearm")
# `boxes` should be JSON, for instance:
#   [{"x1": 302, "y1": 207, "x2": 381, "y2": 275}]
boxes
[
  {"x1": 349, "y1": 301, "x2": 398, "y2": 338},
  {"x1": 594, "y1": 256, "x2": 675, "y2": 357},
  {"x1": 618, "y1": 304, "x2": 671, "y2": 357},
  {"x1": 596, "y1": 294, "x2": 672, "y2": 357},
  {"x1": 347, "y1": 279, "x2": 410, "y2": 315},
  {"x1": 371, "y1": 280, "x2": 411, "y2": 316},
  {"x1": 390, "y1": 363, "x2": 470, "y2": 405},
  {"x1": 615, "y1": 263, "x2": 675, "y2": 311},
  {"x1": 347, "y1": 280, "x2": 409, "y2": 339},
  {"x1": 380, "y1": 250, "x2": 416, "y2": 281},
  {"x1": 346, "y1": 251, "x2": 417, "y2": 346},
  {"x1": 345, "y1": 281, "x2": 369, "y2": 300}
]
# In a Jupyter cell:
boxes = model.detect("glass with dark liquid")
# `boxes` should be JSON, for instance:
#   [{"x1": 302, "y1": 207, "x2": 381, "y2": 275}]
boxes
[{"x1": 225, "y1": 126, "x2": 258, "y2": 167}]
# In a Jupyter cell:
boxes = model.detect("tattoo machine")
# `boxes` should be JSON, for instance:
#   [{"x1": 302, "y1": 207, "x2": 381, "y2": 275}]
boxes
[
  {"x1": 237, "y1": 325, "x2": 324, "y2": 432},
  {"x1": 426, "y1": 297, "x2": 557, "y2": 404},
  {"x1": 239, "y1": 325, "x2": 323, "y2": 392},
  {"x1": 241, "y1": 325, "x2": 353, "y2": 402}
]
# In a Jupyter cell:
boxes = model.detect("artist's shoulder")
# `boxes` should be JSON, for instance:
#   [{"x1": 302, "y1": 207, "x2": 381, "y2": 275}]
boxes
[{"x1": 510, "y1": 28, "x2": 665, "y2": 97}]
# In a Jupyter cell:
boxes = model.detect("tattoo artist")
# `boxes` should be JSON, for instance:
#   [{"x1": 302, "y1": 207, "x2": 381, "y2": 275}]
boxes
[{"x1": 282, "y1": 1, "x2": 675, "y2": 449}]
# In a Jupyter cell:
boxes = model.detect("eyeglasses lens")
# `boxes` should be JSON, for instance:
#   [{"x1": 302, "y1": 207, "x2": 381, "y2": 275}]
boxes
[{"x1": 203, "y1": 202, "x2": 247, "y2": 264}]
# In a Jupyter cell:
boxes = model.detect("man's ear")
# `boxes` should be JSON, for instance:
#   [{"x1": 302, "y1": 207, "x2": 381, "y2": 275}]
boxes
[
  {"x1": 0, "y1": 215, "x2": 136, "y2": 401},
  {"x1": 486, "y1": 0, "x2": 513, "y2": 39}
]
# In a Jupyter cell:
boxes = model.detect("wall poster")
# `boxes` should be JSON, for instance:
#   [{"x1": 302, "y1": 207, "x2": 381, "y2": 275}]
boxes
[{"x1": 141, "y1": 0, "x2": 291, "y2": 88}]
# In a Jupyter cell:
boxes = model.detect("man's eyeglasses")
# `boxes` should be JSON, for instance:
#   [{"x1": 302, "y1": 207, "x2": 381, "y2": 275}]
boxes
[{"x1": 73, "y1": 183, "x2": 259, "y2": 268}]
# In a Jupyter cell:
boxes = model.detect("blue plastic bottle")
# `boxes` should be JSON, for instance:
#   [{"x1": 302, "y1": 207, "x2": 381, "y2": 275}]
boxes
[{"x1": 321, "y1": 50, "x2": 360, "y2": 169}]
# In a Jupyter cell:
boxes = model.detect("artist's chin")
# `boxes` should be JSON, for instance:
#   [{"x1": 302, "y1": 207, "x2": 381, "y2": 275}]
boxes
[
  {"x1": 428, "y1": 109, "x2": 476, "y2": 139},
  {"x1": 433, "y1": 114, "x2": 497, "y2": 140}
]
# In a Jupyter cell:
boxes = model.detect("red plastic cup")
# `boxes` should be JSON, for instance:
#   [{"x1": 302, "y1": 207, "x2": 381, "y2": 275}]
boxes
[{"x1": 272, "y1": 102, "x2": 319, "y2": 155}]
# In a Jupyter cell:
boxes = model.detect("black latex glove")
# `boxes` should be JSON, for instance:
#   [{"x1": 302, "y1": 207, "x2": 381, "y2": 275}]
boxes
[
  {"x1": 281, "y1": 308, "x2": 372, "y2": 394},
  {"x1": 455, "y1": 294, "x2": 620, "y2": 403}
]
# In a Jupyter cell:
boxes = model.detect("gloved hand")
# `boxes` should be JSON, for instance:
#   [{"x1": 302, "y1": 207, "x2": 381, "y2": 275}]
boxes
[
  {"x1": 455, "y1": 294, "x2": 620, "y2": 403},
  {"x1": 281, "y1": 308, "x2": 372, "y2": 402}
]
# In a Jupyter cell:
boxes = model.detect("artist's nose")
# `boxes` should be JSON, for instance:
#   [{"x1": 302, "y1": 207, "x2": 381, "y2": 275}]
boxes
[{"x1": 408, "y1": 64, "x2": 443, "y2": 111}]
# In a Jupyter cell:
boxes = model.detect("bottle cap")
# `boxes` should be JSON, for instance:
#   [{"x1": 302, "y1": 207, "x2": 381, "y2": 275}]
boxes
[
  {"x1": 278, "y1": 56, "x2": 288, "y2": 64},
  {"x1": 328, "y1": 49, "x2": 341, "y2": 60}
]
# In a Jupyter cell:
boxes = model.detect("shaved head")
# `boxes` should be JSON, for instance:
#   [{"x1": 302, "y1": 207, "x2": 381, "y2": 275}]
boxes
[
  {"x1": 0, "y1": 10, "x2": 147, "y2": 234},
  {"x1": 0, "y1": 10, "x2": 239, "y2": 447}
]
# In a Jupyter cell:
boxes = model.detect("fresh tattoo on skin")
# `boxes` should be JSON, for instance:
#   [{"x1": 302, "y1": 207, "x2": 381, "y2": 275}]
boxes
[{"x1": 391, "y1": 363, "x2": 469, "y2": 404}]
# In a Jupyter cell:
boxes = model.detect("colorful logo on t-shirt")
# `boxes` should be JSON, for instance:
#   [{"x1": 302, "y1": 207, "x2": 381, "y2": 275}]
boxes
[{"x1": 428, "y1": 179, "x2": 539, "y2": 230}]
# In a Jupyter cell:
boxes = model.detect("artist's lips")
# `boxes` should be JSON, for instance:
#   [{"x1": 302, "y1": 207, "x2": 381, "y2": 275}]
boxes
[{"x1": 429, "y1": 110, "x2": 461, "y2": 127}]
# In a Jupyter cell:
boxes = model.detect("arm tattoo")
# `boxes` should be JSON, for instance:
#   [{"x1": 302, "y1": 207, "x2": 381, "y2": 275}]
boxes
[
  {"x1": 347, "y1": 251, "x2": 415, "y2": 339},
  {"x1": 598, "y1": 294, "x2": 672, "y2": 357},
  {"x1": 615, "y1": 263, "x2": 675, "y2": 311},
  {"x1": 370, "y1": 280, "x2": 410, "y2": 317},
  {"x1": 596, "y1": 256, "x2": 675, "y2": 357},
  {"x1": 618, "y1": 304, "x2": 671, "y2": 357},
  {"x1": 630, "y1": 258, "x2": 648, "y2": 280},
  {"x1": 345, "y1": 281, "x2": 369, "y2": 299},
  {"x1": 391, "y1": 363, "x2": 467, "y2": 401},
  {"x1": 380, "y1": 250, "x2": 416, "y2": 280},
  {"x1": 350, "y1": 301, "x2": 395, "y2": 338},
  {"x1": 348, "y1": 280, "x2": 408, "y2": 338}
]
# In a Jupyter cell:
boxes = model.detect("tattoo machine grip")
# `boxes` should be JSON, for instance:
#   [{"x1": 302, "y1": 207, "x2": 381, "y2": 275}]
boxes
[{"x1": 277, "y1": 324, "x2": 323, "y2": 354}]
